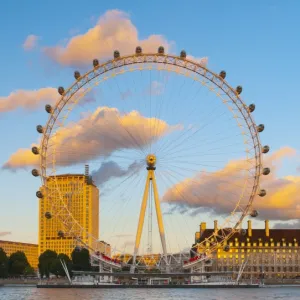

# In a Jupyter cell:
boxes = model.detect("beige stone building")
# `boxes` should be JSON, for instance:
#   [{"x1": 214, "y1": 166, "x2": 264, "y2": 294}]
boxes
[
  {"x1": 0, "y1": 240, "x2": 38, "y2": 270},
  {"x1": 193, "y1": 220, "x2": 300, "y2": 279}
]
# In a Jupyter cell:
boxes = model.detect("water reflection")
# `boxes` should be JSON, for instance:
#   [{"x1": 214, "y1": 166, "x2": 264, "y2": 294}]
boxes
[{"x1": 0, "y1": 287, "x2": 300, "y2": 300}]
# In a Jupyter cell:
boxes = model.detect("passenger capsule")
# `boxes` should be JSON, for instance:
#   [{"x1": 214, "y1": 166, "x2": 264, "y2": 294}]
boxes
[
  {"x1": 219, "y1": 71, "x2": 226, "y2": 79},
  {"x1": 180, "y1": 50, "x2": 187, "y2": 59},
  {"x1": 45, "y1": 212, "x2": 52, "y2": 219},
  {"x1": 32, "y1": 146, "x2": 39, "y2": 155},
  {"x1": 36, "y1": 191, "x2": 43, "y2": 198},
  {"x1": 257, "y1": 124, "x2": 265, "y2": 132},
  {"x1": 45, "y1": 104, "x2": 52, "y2": 113},
  {"x1": 223, "y1": 245, "x2": 230, "y2": 252},
  {"x1": 248, "y1": 104, "x2": 255, "y2": 113},
  {"x1": 241, "y1": 229, "x2": 247, "y2": 236},
  {"x1": 58, "y1": 87, "x2": 65, "y2": 95},
  {"x1": 263, "y1": 168, "x2": 271, "y2": 175},
  {"x1": 158, "y1": 46, "x2": 165, "y2": 54},
  {"x1": 31, "y1": 169, "x2": 39, "y2": 177},
  {"x1": 114, "y1": 50, "x2": 120, "y2": 59},
  {"x1": 236, "y1": 86, "x2": 243, "y2": 94},
  {"x1": 262, "y1": 145, "x2": 270, "y2": 154},
  {"x1": 36, "y1": 125, "x2": 44, "y2": 134},
  {"x1": 58, "y1": 230, "x2": 64, "y2": 238},
  {"x1": 135, "y1": 46, "x2": 142, "y2": 54},
  {"x1": 74, "y1": 246, "x2": 81, "y2": 252},
  {"x1": 259, "y1": 189, "x2": 267, "y2": 197},
  {"x1": 74, "y1": 71, "x2": 81, "y2": 80},
  {"x1": 93, "y1": 59, "x2": 99, "y2": 67},
  {"x1": 250, "y1": 210, "x2": 259, "y2": 218}
]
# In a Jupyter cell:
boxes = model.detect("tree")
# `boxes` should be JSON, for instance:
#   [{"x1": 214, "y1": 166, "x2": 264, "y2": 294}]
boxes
[
  {"x1": 71, "y1": 248, "x2": 91, "y2": 271},
  {"x1": 38, "y1": 250, "x2": 57, "y2": 278},
  {"x1": 24, "y1": 265, "x2": 35, "y2": 276},
  {"x1": 0, "y1": 248, "x2": 8, "y2": 278},
  {"x1": 8, "y1": 251, "x2": 30, "y2": 276},
  {"x1": 50, "y1": 253, "x2": 73, "y2": 278}
]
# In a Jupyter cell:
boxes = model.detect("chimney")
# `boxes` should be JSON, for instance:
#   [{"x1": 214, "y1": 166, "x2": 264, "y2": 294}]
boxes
[
  {"x1": 200, "y1": 222, "x2": 206, "y2": 236},
  {"x1": 214, "y1": 220, "x2": 218, "y2": 234},
  {"x1": 195, "y1": 232, "x2": 200, "y2": 243},
  {"x1": 247, "y1": 220, "x2": 252, "y2": 237},
  {"x1": 265, "y1": 220, "x2": 270, "y2": 237}
]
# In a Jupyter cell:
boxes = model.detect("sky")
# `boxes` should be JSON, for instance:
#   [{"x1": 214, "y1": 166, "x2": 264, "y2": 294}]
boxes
[{"x1": 0, "y1": 0, "x2": 300, "y2": 255}]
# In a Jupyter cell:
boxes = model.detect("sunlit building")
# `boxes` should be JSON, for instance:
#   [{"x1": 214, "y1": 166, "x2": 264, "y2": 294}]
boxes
[
  {"x1": 193, "y1": 220, "x2": 300, "y2": 279},
  {"x1": 39, "y1": 167, "x2": 110, "y2": 257},
  {"x1": 0, "y1": 240, "x2": 38, "y2": 269},
  {"x1": 112, "y1": 253, "x2": 161, "y2": 267}
]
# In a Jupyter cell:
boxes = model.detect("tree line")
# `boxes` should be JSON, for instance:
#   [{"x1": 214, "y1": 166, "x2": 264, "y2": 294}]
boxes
[
  {"x1": 0, "y1": 247, "x2": 92, "y2": 278},
  {"x1": 38, "y1": 247, "x2": 91, "y2": 278},
  {"x1": 0, "y1": 248, "x2": 34, "y2": 278}
]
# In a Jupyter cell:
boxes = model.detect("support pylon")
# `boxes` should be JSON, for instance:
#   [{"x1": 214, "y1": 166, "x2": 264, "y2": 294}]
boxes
[{"x1": 131, "y1": 154, "x2": 167, "y2": 273}]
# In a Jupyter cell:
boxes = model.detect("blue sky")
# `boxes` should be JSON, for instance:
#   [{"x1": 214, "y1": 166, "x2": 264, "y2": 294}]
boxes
[{"x1": 0, "y1": 0, "x2": 299, "y2": 253}]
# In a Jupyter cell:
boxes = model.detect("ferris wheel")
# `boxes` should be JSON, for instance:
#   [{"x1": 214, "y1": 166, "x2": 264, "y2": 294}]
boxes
[{"x1": 31, "y1": 46, "x2": 270, "y2": 271}]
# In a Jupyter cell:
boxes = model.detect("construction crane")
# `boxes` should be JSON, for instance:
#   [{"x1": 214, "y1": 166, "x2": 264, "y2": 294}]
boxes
[{"x1": 0, "y1": 232, "x2": 11, "y2": 237}]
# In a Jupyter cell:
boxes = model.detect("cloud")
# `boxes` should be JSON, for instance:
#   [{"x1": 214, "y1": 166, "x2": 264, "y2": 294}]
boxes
[
  {"x1": 43, "y1": 10, "x2": 171, "y2": 67},
  {"x1": 3, "y1": 106, "x2": 181, "y2": 170},
  {"x1": 162, "y1": 146, "x2": 300, "y2": 221},
  {"x1": 273, "y1": 220, "x2": 300, "y2": 229},
  {"x1": 0, "y1": 87, "x2": 97, "y2": 114},
  {"x1": 0, "y1": 88, "x2": 58, "y2": 113},
  {"x1": 187, "y1": 55, "x2": 208, "y2": 67},
  {"x1": 91, "y1": 160, "x2": 143, "y2": 186},
  {"x1": 23, "y1": 34, "x2": 39, "y2": 51}
]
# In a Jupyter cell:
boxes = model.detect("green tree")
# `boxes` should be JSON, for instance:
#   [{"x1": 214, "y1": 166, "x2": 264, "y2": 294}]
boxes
[
  {"x1": 0, "y1": 248, "x2": 9, "y2": 278},
  {"x1": 71, "y1": 248, "x2": 91, "y2": 271},
  {"x1": 38, "y1": 250, "x2": 57, "y2": 278},
  {"x1": 24, "y1": 265, "x2": 35, "y2": 276},
  {"x1": 8, "y1": 251, "x2": 30, "y2": 276},
  {"x1": 50, "y1": 253, "x2": 73, "y2": 278}
]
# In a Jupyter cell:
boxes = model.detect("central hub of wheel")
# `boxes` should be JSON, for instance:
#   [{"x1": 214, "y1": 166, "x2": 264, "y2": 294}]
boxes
[{"x1": 146, "y1": 154, "x2": 156, "y2": 170}]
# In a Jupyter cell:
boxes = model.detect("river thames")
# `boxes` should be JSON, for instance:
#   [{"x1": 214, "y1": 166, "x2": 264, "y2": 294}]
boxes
[{"x1": 1, "y1": 287, "x2": 300, "y2": 300}]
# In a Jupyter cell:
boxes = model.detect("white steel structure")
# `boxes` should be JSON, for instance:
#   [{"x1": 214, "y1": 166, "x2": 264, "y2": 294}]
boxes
[{"x1": 31, "y1": 47, "x2": 270, "y2": 272}]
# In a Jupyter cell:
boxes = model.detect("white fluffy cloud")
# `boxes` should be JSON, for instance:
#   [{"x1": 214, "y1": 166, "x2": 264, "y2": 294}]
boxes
[
  {"x1": 3, "y1": 106, "x2": 181, "y2": 169},
  {"x1": 162, "y1": 147, "x2": 300, "y2": 221},
  {"x1": 0, "y1": 88, "x2": 58, "y2": 113},
  {"x1": 43, "y1": 10, "x2": 172, "y2": 67}
]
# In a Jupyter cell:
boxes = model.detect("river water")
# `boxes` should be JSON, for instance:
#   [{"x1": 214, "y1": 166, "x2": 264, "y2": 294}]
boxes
[
  {"x1": 1, "y1": 287, "x2": 300, "y2": 300},
  {"x1": 0, "y1": 287, "x2": 300, "y2": 300}
]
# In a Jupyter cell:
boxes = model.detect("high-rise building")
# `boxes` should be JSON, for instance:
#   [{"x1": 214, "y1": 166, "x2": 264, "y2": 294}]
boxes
[
  {"x1": 38, "y1": 170, "x2": 107, "y2": 257},
  {"x1": 0, "y1": 240, "x2": 38, "y2": 269},
  {"x1": 192, "y1": 220, "x2": 300, "y2": 279}
]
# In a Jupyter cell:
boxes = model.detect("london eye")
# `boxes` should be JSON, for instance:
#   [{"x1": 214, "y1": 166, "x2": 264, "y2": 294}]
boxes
[{"x1": 31, "y1": 47, "x2": 270, "y2": 272}]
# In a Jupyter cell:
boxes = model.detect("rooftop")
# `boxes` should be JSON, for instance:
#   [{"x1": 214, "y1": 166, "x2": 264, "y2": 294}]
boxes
[
  {"x1": 198, "y1": 228, "x2": 300, "y2": 244},
  {"x1": 0, "y1": 240, "x2": 38, "y2": 247}
]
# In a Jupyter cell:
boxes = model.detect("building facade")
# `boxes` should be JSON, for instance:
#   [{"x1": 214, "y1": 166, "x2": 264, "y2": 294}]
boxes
[
  {"x1": 194, "y1": 220, "x2": 300, "y2": 279},
  {"x1": 38, "y1": 171, "x2": 105, "y2": 257},
  {"x1": 0, "y1": 240, "x2": 38, "y2": 269}
]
